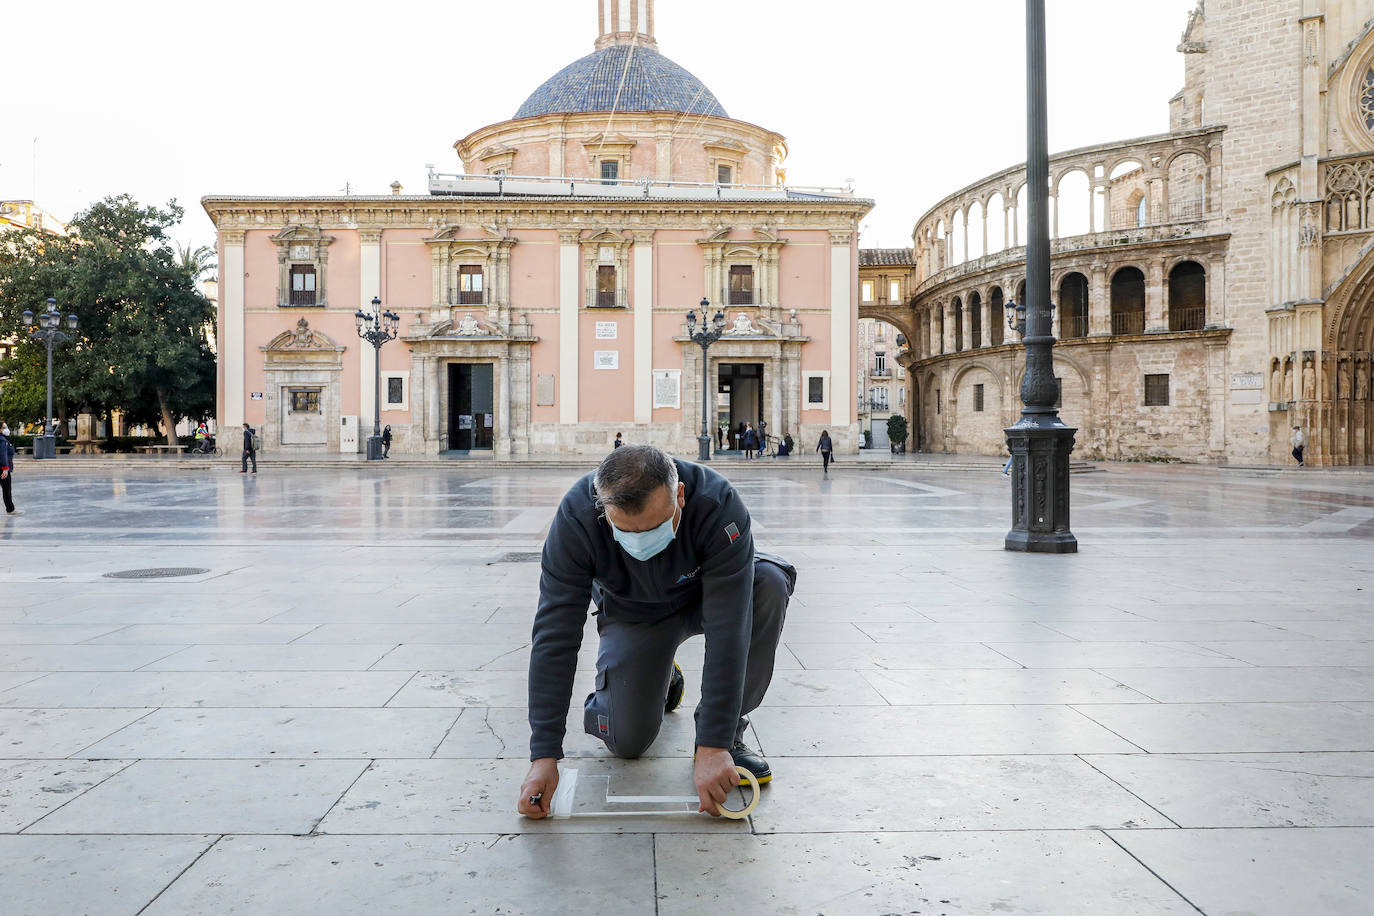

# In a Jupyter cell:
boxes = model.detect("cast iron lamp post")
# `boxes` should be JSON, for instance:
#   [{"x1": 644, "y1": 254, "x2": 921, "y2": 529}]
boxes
[
  {"x1": 1004, "y1": 0, "x2": 1078, "y2": 553},
  {"x1": 21, "y1": 298, "x2": 79, "y2": 460},
  {"x1": 355, "y1": 296, "x2": 400, "y2": 461},
  {"x1": 686, "y1": 299, "x2": 726, "y2": 461}
]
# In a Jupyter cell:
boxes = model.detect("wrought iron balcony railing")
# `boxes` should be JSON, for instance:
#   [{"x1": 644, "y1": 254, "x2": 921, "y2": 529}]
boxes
[{"x1": 587, "y1": 288, "x2": 628, "y2": 308}]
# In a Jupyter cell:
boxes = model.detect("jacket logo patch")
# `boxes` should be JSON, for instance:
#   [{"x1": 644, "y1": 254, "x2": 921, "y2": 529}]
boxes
[{"x1": 724, "y1": 522, "x2": 740, "y2": 545}]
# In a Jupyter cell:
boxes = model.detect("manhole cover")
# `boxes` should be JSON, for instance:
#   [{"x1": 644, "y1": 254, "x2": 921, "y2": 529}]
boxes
[
  {"x1": 488, "y1": 552, "x2": 541, "y2": 565},
  {"x1": 103, "y1": 568, "x2": 210, "y2": 580}
]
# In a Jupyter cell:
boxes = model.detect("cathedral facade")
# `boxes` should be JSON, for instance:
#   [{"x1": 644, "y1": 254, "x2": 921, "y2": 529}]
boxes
[
  {"x1": 881, "y1": 0, "x2": 1374, "y2": 466},
  {"x1": 205, "y1": 0, "x2": 868, "y2": 457}
]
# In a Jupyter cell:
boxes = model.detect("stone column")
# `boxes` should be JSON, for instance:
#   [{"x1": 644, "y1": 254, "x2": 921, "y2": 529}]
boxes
[
  {"x1": 1206, "y1": 253, "x2": 1224, "y2": 328},
  {"x1": 632, "y1": 230, "x2": 654, "y2": 425},
  {"x1": 1145, "y1": 258, "x2": 1167, "y2": 332},
  {"x1": 1089, "y1": 263, "x2": 1110, "y2": 336},
  {"x1": 221, "y1": 230, "x2": 246, "y2": 430},
  {"x1": 944, "y1": 301, "x2": 956, "y2": 354},
  {"x1": 829, "y1": 231, "x2": 854, "y2": 434},
  {"x1": 359, "y1": 229, "x2": 383, "y2": 448},
  {"x1": 559, "y1": 230, "x2": 582, "y2": 427}
]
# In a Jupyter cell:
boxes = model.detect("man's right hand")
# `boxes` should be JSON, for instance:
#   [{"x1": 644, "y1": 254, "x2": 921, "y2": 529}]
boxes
[{"x1": 517, "y1": 758, "x2": 560, "y2": 819}]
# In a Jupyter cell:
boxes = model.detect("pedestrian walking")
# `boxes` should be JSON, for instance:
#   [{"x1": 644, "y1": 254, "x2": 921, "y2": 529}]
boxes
[
  {"x1": 718, "y1": 423, "x2": 727, "y2": 450},
  {"x1": 382, "y1": 425, "x2": 393, "y2": 459},
  {"x1": 1291, "y1": 425, "x2": 1305, "y2": 467},
  {"x1": 241, "y1": 422, "x2": 257, "y2": 474},
  {"x1": 757, "y1": 420, "x2": 768, "y2": 458},
  {"x1": 0, "y1": 423, "x2": 20, "y2": 517},
  {"x1": 742, "y1": 424, "x2": 758, "y2": 460},
  {"x1": 816, "y1": 429, "x2": 834, "y2": 474},
  {"x1": 613, "y1": 432, "x2": 624, "y2": 450}
]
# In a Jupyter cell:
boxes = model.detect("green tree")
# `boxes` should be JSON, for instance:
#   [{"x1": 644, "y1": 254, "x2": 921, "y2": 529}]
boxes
[{"x1": 0, "y1": 195, "x2": 217, "y2": 444}]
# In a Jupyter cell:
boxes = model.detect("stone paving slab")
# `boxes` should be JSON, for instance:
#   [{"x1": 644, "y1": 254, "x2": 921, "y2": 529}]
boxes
[
  {"x1": 0, "y1": 834, "x2": 216, "y2": 916},
  {"x1": 0, "y1": 464, "x2": 1372, "y2": 913},
  {"x1": 1107, "y1": 827, "x2": 1374, "y2": 916}
]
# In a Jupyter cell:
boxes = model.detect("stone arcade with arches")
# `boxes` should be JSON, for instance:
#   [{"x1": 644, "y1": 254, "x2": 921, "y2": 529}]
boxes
[{"x1": 867, "y1": 0, "x2": 1374, "y2": 466}]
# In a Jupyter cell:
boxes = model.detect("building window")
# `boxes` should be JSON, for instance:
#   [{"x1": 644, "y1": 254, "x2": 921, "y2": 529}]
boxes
[
  {"x1": 808, "y1": 376, "x2": 825, "y2": 404},
  {"x1": 936, "y1": 390, "x2": 942, "y2": 414},
  {"x1": 874, "y1": 352, "x2": 886, "y2": 374},
  {"x1": 387, "y1": 377, "x2": 404, "y2": 406},
  {"x1": 875, "y1": 323, "x2": 885, "y2": 340},
  {"x1": 717, "y1": 164, "x2": 733, "y2": 186},
  {"x1": 889, "y1": 280, "x2": 900, "y2": 303},
  {"x1": 974, "y1": 384, "x2": 985, "y2": 412},
  {"x1": 596, "y1": 264, "x2": 618, "y2": 307},
  {"x1": 729, "y1": 265, "x2": 755, "y2": 305},
  {"x1": 289, "y1": 389, "x2": 320, "y2": 413},
  {"x1": 898, "y1": 387, "x2": 906, "y2": 406},
  {"x1": 861, "y1": 280, "x2": 874, "y2": 302},
  {"x1": 290, "y1": 265, "x2": 316, "y2": 306},
  {"x1": 456, "y1": 265, "x2": 484, "y2": 305},
  {"x1": 601, "y1": 160, "x2": 619, "y2": 184},
  {"x1": 1136, "y1": 196, "x2": 1148, "y2": 227},
  {"x1": 1055, "y1": 377, "x2": 1063, "y2": 410},
  {"x1": 1144, "y1": 373, "x2": 1170, "y2": 406}
]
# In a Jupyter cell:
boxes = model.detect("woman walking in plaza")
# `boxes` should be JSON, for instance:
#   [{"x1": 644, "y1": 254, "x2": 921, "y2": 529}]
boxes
[
  {"x1": 742, "y1": 424, "x2": 758, "y2": 460},
  {"x1": 816, "y1": 429, "x2": 833, "y2": 474}
]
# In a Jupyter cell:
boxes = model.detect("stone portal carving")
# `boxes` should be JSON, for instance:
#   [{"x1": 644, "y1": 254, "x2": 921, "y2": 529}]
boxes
[
  {"x1": 456, "y1": 313, "x2": 485, "y2": 336},
  {"x1": 726, "y1": 313, "x2": 759, "y2": 335},
  {"x1": 1302, "y1": 360, "x2": 1315, "y2": 400}
]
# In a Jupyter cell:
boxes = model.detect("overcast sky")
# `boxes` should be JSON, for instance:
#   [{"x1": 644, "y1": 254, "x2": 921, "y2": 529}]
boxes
[{"x1": 3, "y1": 0, "x2": 1198, "y2": 254}]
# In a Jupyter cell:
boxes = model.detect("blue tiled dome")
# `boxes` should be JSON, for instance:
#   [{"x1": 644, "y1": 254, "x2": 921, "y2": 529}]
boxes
[{"x1": 515, "y1": 45, "x2": 728, "y2": 120}]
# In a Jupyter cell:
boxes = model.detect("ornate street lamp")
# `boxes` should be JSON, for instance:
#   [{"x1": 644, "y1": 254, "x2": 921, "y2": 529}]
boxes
[
  {"x1": 355, "y1": 296, "x2": 400, "y2": 461},
  {"x1": 1005, "y1": 0, "x2": 1077, "y2": 553},
  {"x1": 21, "y1": 298, "x2": 79, "y2": 460},
  {"x1": 686, "y1": 298, "x2": 726, "y2": 461}
]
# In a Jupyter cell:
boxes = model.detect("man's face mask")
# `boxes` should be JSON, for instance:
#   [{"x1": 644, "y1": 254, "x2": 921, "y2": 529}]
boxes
[{"x1": 609, "y1": 499, "x2": 679, "y2": 562}]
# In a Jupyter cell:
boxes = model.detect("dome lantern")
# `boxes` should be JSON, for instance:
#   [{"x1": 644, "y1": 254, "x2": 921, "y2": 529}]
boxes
[{"x1": 597, "y1": 0, "x2": 657, "y2": 51}]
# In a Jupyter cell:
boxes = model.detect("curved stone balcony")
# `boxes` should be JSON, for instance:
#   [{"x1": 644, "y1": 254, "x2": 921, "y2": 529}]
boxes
[
  {"x1": 863, "y1": 126, "x2": 1239, "y2": 464},
  {"x1": 870, "y1": 126, "x2": 1230, "y2": 363}
]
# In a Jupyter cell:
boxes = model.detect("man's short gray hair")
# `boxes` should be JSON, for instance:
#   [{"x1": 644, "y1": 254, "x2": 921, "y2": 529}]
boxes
[{"x1": 593, "y1": 444, "x2": 679, "y2": 513}]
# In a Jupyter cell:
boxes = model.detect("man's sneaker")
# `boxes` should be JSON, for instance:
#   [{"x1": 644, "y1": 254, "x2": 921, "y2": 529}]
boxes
[
  {"x1": 729, "y1": 740, "x2": 772, "y2": 785},
  {"x1": 665, "y1": 661, "x2": 685, "y2": 713},
  {"x1": 6, "y1": 509, "x2": 24, "y2": 517}
]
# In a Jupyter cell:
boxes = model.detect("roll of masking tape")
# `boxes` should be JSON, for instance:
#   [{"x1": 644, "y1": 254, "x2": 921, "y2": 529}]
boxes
[{"x1": 716, "y1": 766, "x2": 761, "y2": 819}]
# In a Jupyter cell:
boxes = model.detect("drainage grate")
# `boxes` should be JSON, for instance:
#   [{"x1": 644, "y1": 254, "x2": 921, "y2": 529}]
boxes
[
  {"x1": 488, "y1": 552, "x2": 542, "y2": 565},
  {"x1": 103, "y1": 567, "x2": 210, "y2": 580}
]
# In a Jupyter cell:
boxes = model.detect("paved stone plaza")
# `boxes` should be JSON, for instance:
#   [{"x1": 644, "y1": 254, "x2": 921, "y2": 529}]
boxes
[{"x1": 0, "y1": 462, "x2": 1371, "y2": 914}]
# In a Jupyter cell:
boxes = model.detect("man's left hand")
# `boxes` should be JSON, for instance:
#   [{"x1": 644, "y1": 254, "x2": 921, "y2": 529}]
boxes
[{"x1": 693, "y1": 745, "x2": 737, "y2": 816}]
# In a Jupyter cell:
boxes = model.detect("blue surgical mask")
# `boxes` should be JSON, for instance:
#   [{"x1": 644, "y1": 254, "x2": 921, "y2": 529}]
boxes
[{"x1": 610, "y1": 508, "x2": 679, "y2": 562}]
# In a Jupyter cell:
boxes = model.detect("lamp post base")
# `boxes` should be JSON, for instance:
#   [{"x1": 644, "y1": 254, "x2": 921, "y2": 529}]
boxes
[
  {"x1": 365, "y1": 436, "x2": 384, "y2": 461},
  {"x1": 1004, "y1": 417, "x2": 1078, "y2": 554},
  {"x1": 33, "y1": 436, "x2": 56, "y2": 460},
  {"x1": 697, "y1": 435, "x2": 712, "y2": 462}
]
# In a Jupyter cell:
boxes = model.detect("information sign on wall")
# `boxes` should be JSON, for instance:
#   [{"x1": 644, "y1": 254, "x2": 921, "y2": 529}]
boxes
[
  {"x1": 595, "y1": 321, "x2": 618, "y2": 340},
  {"x1": 595, "y1": 351, "x2": 620, "y2": 370},
  {"x1": 653, "y1": 370, "x2": 681, "y2": 409}
]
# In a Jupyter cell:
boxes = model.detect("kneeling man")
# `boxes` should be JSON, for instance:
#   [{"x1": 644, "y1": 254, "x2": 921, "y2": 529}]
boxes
[{"x1": 518, "y1": 445, "x2": 794, "y2": 818}]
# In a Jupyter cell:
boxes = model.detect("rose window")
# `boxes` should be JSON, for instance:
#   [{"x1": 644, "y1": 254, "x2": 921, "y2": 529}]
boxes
[{"x1": 1363, "y1": 67, "x2": 1374, "y2": 132}]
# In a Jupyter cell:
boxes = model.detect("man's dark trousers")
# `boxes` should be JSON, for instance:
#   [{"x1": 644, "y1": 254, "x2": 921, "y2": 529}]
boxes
[
  {"x1": 1, "y1": 473, "x2": 13, "y2": 514},
  {"x1": 584, "y1": 555, "x2": 794, "y2": 757}
]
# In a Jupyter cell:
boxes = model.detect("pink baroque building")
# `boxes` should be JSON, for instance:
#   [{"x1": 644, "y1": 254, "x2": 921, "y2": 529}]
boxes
[{"x1": 204, "y1": 0, "x2": 870, "y2": 457}]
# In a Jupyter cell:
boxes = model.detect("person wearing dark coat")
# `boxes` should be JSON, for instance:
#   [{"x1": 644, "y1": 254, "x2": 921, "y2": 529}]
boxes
[
  {"x1": 241, "y1": 423, "x2": 257, "y2": 474},
  {"x1": 382, "y1": 425, "x2": 393, "y2": 459},
  {"x1": 742, "y1": 425, "x2": 758, "y2": 460},
  {"x1": 816, "y1": 430, "x2": 834, "y2": 474},
  {"x1": 0, "y1": 428, "x2": 19, "y2": 516}
]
